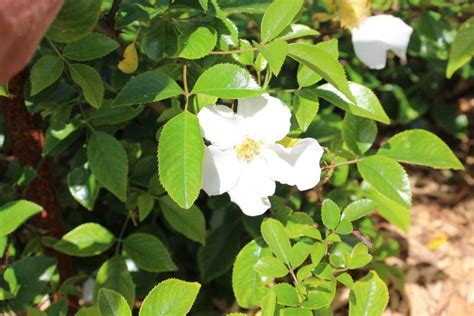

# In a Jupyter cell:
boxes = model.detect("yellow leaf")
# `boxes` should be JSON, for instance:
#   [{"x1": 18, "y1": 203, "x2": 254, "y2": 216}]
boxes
[
  {"x1": 277, "y1": 137, "x2": 300, "y2": 148},
  {"x1": 118, "y1": 43, "x2": 138, "y2": 74},
  {"x1": 427, "y1": 232, "x2": 448, "y2": 250},
  {"x1": 338, "y1": 0, "x2": 370, "y2": 28}
]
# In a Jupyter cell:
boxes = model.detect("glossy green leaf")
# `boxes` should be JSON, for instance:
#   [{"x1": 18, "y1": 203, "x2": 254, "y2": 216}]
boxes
[
  {"x1": 30, "y1": 55, "x2": 64, "y2": 95},
  {"x1": 198, "y1": 221, "x2": 241, "y2": 282},
  {"x1": 335, "y1": 219, "x2": 353, "y2": 235},
  {"x1": 178, "y1": 25, "x2": 217, "y2": 59},
  {"x1": 336, "y1": 272, "x2": 354, "y2": 289},
  {"x1": 321, "y1": 199, "x2": 340, "y2": 230},
  {"x1": 137, "y1": 193, "x2": 154, "y2": 222},
  {"x1": 67, "y1": 164, "x2": 99, "y2": 211},
  {"x1": 254, "y1": 256, "x2": 288, "y2": 278},
  {"x1": 232, "y1": 239, "x2": 271, "y2": 308},
  {"x1": 277, "y1": 24, "x2": 320, "y2": 41},
  {"x1": 261, "y1": 0, "x2": 304, "y2": 43},
  {"x1": 349, "y1": 271, "x2": 388, "y2": 316},
  {"x1": 98, "y1": 289, "x2": 131, "y2": 316},
  {"x1": 301, "y1": 279, "x2": 336, "y2": 310},
  {"x1": 341, "y1": 199, "x2": 378, "y2": 222},
  {"x1": 113, "y1": 70, "x2": 183, "y2": 107},
  {"x1": 294, "y1": 90, "x2": 319, "y2": 131},
  {"x1": 446, "y1": 17, "x2": 474, "y2": 78},
  {"x1": 314, "y1": 262, "x2": 334, "y2": 280},
  {"x1": 280, "y1": 307, "x2": 313, "y2": 316},
  {"x1": 158, "y1": 111, "x2": 204, "y2": 209},
  {"x1": 69, "y1": 63, "x2": 103, "y2": 109},
  {"x1": 123, "y1": 233, "x2": 177, "y2": 272},
  {"x1": 3, "y1": 257, "x2": 55, "y2": 312},
  {"x1": 63, "y1": 33, "x2": 119, "y2": 61},
  {"x1": 89, "y1": 104, "x2": 144, "y2": 126},
  {"x1": 274, "y1": 283, "x2": 300, "y2": 306},
  {"x1": 219, "y1": 0, "x2": 271, "y2": 14},
  {"x1": 0, "y1": 200, "x2": 42, "y2": 236},
  {"x1": 290, "y1": 241, "x2": 313, "y2": 268},
  {"x1": 159, "y1": 195, "x2": 206, "y2": 244},
  {"x1": 75, "y1": 307, "x2": 101, "y2": 316},
  {"x1": 95, "y1": 255, "x2": 135, "y2": 308},
  {"x1": 261, "y1": 290, "x2": 277, "y2": 316},
  {"x1": 316, "y1": 82, "x2": 390, "y2": 124},
  {"x1": 261, "y1": 218, "x2": 292, "y2": 267},
  {"x1": 87, "y1": 131, "x2": 128, "y2": 202},
  {"x1": 191, "y1": 63, "x2": 263, "y2": 98},
  {"x1": 342, "y1": 113, "x2": 377, "y2": 155},
  {"x1": 139, "y1": 279, "x2": 200, "y2": 316},
  {"x1": 378, "y1": 129, "x2": 463, "y2": 170},
  {"x1": 289, "y1": 43, "x2": 354, "y2": 103},
  {"x1": 255, "y1": 39, "x2": 288, "y2": 75},
  {"x1": 142, "y1": 21, "x2": 178, "y2": 60},
  {"x1": 296, "y1": 39, "x2": 338, "y2": 88},
  {"x1": 48, "y1": 0, "x2": 102, "y2": 43},
  {"x1": 358, "y1": 155, "x2": 411, "y2": 209},
  {"x1": 310, "y1": 242, "x2": 327, "y2": 265},
  {"x1": 54, "y1": 223, "x2": 115, "y2": 257},
  {"x1": 348, "y1": 243, "x2": 373, "y2": 270}
]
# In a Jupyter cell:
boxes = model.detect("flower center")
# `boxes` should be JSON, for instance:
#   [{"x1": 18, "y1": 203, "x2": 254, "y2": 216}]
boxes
[{"x1": 235, "y1": 138, "x2": 261, "y2": 161}]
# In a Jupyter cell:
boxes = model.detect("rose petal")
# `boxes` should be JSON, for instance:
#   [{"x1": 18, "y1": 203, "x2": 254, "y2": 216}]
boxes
[{"x1": 197, "y1": 105, "x2": 244, "y2": 149}]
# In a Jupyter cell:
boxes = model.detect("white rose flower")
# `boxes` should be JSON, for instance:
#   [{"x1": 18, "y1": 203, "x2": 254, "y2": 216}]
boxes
[
  {"x1": 197, "y1": 94, "x2": 324, "y2": 216},
  {"x1": 352, "y1": 14, "x2": 413, "y2": 70}
]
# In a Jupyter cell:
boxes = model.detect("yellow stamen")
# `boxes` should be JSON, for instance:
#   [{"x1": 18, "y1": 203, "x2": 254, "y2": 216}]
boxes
[{"x1": 235, "y1": 138, "x2": 261, "y2": 161}]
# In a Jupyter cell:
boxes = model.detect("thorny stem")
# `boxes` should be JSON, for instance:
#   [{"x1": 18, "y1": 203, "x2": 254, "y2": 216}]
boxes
[
  {"x1": 182, "y1": 63, "x2": 190, "y2": 110},
  {"x1": 209, "y1": 47, "x2": 257, "y2": 55}
]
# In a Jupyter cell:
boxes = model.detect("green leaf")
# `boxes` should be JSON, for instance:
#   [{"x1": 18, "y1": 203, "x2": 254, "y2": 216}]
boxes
[
  {"x1": 349, "y1": 271, "x2": 389, "y2": 316},
  {"x1": 199, "y1": 0, "x2": 209, "y2": 11},
  {"x1": 137, "y1": 193, "x2": 154, "y2": 222},
  {"x1": 342, "y1": 113, "x2": 377, "y2": 155},
  {"x1": 447, "y1": 17, "x2": 474, "y2": 78},
  {"x1": 89, "y1": 104, "x2": 144, "y2": 126},
  {"x1": 219, "y1": 0, "x2": 272, "y2": 14},
  {"x1": 314, "y1": 262, "x2": 334, "y2": 280},
  {"x1": 341, "y1": 199, "x2": 378, "y2": 222},
  {"x1": 30, "y1": 55, "x2": 64, "y2": 95},
  {"x1": 294, "y1": 90, "x2": 319, "y2": 132},
  {"x1": 0, "y1": 287, "x2": 14, "y2": 301},
  {"x1": 274, "y1": 283, "x2": 300, "y2": 306},
  {"x1": 261, "y1": 218, "x2": 292, "y2": 267},
  {"x1": 277, "y1": 24, "x2": 320, "y2": 41},
  {"x1": 98, "y1": 289, "x2": 131, "y2": 316},
  {"x1": 358, "y1": 156, "x2": 411, "y2": 209},
  {"x1": 261, "y1": 290, "x2": 277, "y2": 316},
  {"x1": 310, "y1": 242, "x2": 327, "y2": 265},
  {"x1": 158, "y1": 111, "x2": 204, "y2": 209},
  {"x1": 290, "y1": 241, "x2": 313, "y2": 269},
  {"x1": 47, "y1": 0, "x2": 102, "y2": 43},
  {"x1": 348, "y1": 243, "x2": 373, "y2": 269},
  {"x1": 280, "y1": 307, "x2": 313, "y2": 316},
  {"x1": 316, "y1": 82, "x2": 390, "y2": 124},
  {"x1": 139, "y1": 279, "x2": 200, "y2": 316},
  {"x1": 54, "y1": 223, "x2": 115, "y2": 257},
  {"x1": 87, "y1": 131, "x2": 128, "y2": 202},
  {"x1": 159, "y1": 195, "x2": 206, "y2": 244},
  {"x1": 26, "y1": 308, "x2": 47, "y2": 316},
  {"x1": 321, "y1": 199, "x2": 340, "y2": 230},
  {"x1": 3, "y1": 257, "x2": 56, "y2": 312},
  {"x1": 261, "y1": 0, "x2": 304, "y2": 43},
  {"x1": 378, "y1": 129, "x2": 463, "y2": 170},
  {"x1": 255, "y1": 39, "x2": 288, "y2": 76},
  {"x1": 75, "y1": 307, "x2": 101, "y2": 316},
  {"x1": 67, "y1": 164, "x2": 99, "y2": 211},
  {"x1": 198, "y1": 221, "x2": 242, "y2": 282},
  {"x1": 288, "y1": 43, "x2": 354, "y2": 103},
  {"x1": 69, "y1": 63, "x2": 103, "y2": 109},
  {"x1": 301, "y1": 279, "x2": 336, "y2": 310},
  {"x1": 191, "y1": 63, "x2": 263, "y2": 98},
  {"x1": 95, "y1": 255, "x2": 135, "y2": 308},
  {"x1": 63, "y1": 33, "x2": 119, "y2": 61},
  {"x1": 364, "y1": 183, "x2": 410, "y2": 231},
  {"x1": 335, "y1": 219, "x2": 353, "y2": 235},
  {"x1": 113, "y1": 70, "x2": 183, "y2": 107},
  {"x1": 142, "y1": 21, "x2": 178, "y2": 60},
  {"x1": 296, "y1": 39, "x2": 338, "y2": 88},
  {"x1": 0, "y1": 200, "x2": 42, "y2": 236},
  {"x1": 123, "y1": 233, "x2": 177, "y2": 273},
  {"x1": 254, "y1": 256, "x2": 288, "y2": 278},
  {"x1": 232, "y1": 239, "x2": 271, "y2": 308},
  {"x1": 178, "y1": 25, "x2": 217, "y2": 59},
  {"x1": 336, "y1": 272, "x2": 354, "y2": 289}
]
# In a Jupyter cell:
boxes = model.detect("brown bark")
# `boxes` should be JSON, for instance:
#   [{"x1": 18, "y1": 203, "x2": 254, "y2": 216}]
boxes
[{"x1": 0, "y1": 70, "x2": 73, "y2": 283}]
